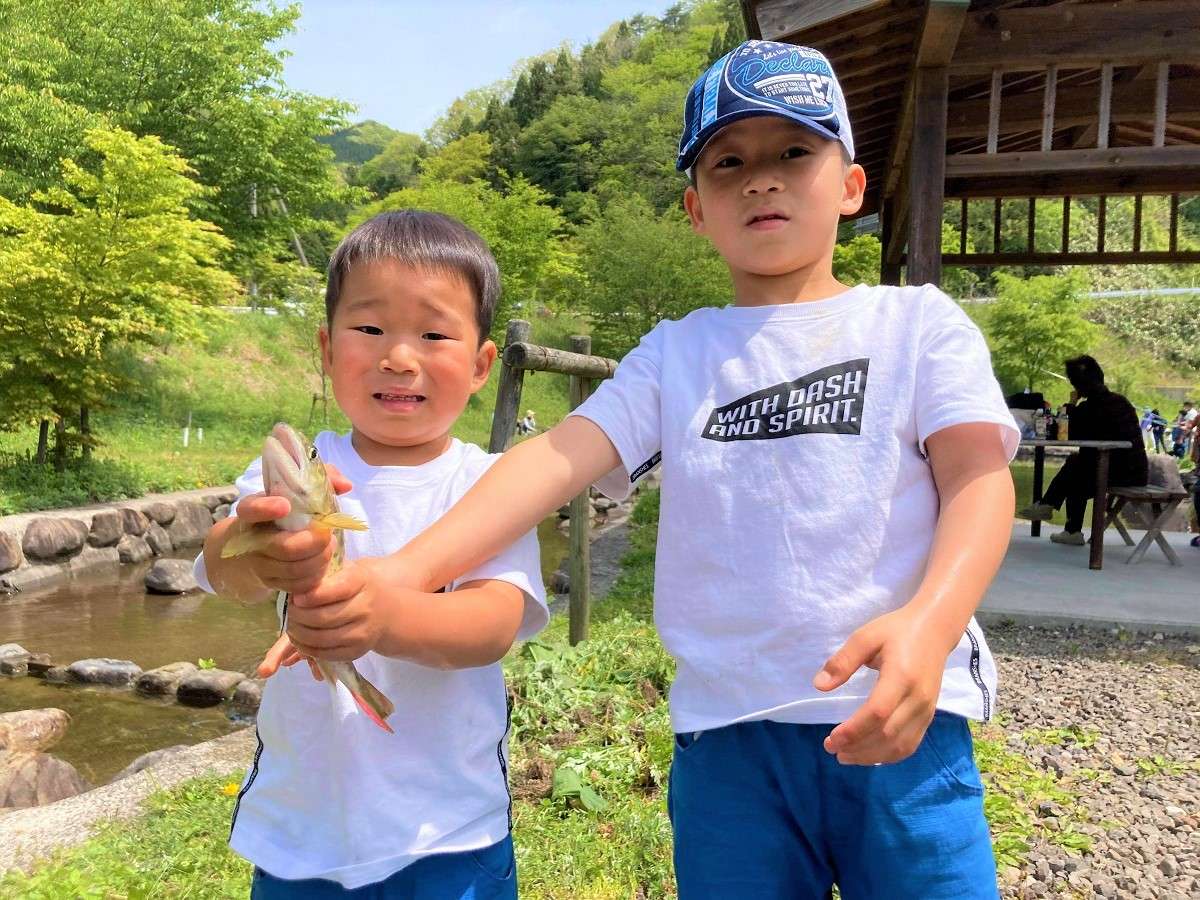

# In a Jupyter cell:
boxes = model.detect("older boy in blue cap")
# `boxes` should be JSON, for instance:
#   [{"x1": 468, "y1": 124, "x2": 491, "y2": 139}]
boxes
[{"x1": 291, "y1": 41, "x2": 1019, "y2": 898}]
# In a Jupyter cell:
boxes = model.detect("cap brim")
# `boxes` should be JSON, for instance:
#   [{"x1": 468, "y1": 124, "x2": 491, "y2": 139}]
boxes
[{"x1": 677, "y1": 108, "x2": 844, "y2": 172}]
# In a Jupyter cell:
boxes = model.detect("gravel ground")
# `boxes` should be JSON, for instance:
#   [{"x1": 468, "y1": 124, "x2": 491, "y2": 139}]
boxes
[{"x1": 986, "y1": 622, "x2": 1200, "y2": 899}]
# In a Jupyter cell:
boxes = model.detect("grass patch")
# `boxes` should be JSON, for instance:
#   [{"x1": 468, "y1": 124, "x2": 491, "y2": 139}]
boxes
[{"x1": 0, "y1": 311, "x2": 581, "y2": 514}]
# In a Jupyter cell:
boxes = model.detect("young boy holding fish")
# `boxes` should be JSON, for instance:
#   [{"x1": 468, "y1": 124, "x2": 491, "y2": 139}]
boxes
[
  {"x1": 289, "y1": 42, "x2": 1019, "y2": 898},
  {"x1": 197, "y1": 210, "x2": 546, "y2": 898}
]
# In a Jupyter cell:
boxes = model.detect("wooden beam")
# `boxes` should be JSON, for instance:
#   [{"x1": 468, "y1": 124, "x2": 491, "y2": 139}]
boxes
[
  {"x1": 1133, "y1": 194, "x2": 1143, "y2": 253},
  {"x1": 885, "y1": 163, "x2": 911, "y2": 266},
  {"x1": 504, "y1": 342, "x2": 618, "y2": 379},
  {"x1": 881, "y1": 1, "x2": 970, "y2": 198},
  {"x1": 945, "y1": 145, "x2": 1200, "y2": 178},
  {"x1": 567, "y1": 335, "x2": 593, "y2": 646},
  {"x1": 1170, "y1": 193, "x2": 1180, "y2": 253},
  {"x1": 488, "y1": 320, "x2": 531, "y2": 454},
  {"x1": 1098, "y1": 63, "x2": 1113, "y2": 149},
  {"x1": 1097, "y1": 196, "x2": 1107, "y2": 254},
  {"x1": 1062, "y1": 196, "x2": 1071, "y2": 254},
  {"x1": 986, "y1": 70, "x2": 1002, "y2": 154},
  {"x1": 879, "y1": 197, "x2": 903, "y2": 285},
  {"x1": 946, "y1": 170, "x2": 1200, "y2": 200},
  {"x1": 952, "y1": 1, "x2": 1200, "y2": 73},
  {"x1": 740, "y1": 0, "x2": 762, "y2": 40},
  {"x1": 946, "y1": 72, "x2": 1200, "y2": 140},
  {"x1": 907, "y1": 66, "x2": 949, "y2": 286},
  {"x1": 941, "y1": 250, "x2": 1200, "y2": 267},
  {"x1": 1027, "y1": 198, "x2": 1037, "y2": 252},
  {"x1": 993, "y1": 198, "x2": 1002, "y2": 254},
  {"x1": 959, "y1": 198, "x2": 968, "y2": 254},
  {"x1": 1042, "y1": 66, "x2": 1058, "y2": 152},
  {"x1": 753, "y1": 0, "x2": 889, "y2": 41},
  {"x1": 1155, "y1": 61, "x2": 1170, "y2": 148}
]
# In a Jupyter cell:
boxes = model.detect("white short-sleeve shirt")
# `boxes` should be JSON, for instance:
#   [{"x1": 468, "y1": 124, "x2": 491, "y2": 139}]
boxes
[
  {"x1": 572, "y1": 284, "x2": 1019, "y2": 733},
  {"x1": 194, "y1": 434, "x2": 546, "y2": 888}
]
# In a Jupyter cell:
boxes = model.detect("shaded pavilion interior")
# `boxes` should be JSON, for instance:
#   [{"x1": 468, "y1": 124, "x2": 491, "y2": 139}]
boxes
[{"x1": 739, "y1": 0, "x2": 1200, "y2": 287}]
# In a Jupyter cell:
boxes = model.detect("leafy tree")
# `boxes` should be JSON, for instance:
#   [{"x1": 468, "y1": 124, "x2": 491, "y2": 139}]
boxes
[
  {"x1": 510, "y1": 61, "x2": 554, "y2": 128},
  {"x1": 833, "y1": 235, "x2": 881, "y2": 286},
  {"x1": 513, "y1": 96, "x2": 607, "y2": 210},
  {"x1": 357, "y1": 176, "x2": 577, "y2": 337},
  {"x1": 574, "y1": 194, "x2": 729, "y2": 357},
  {"x1": 419, "y1": 133, "x2": 493, "y2": 185},
  {"x1": 0, "y1": 126, "x2": 238, "y2": 457},
  {"x1": 357, "y1": 132, "x2": 425, "y2": 197},
  {"x1": 980, "y1": 272, "x2": 1096, "y2": 393},
  {"x1": 319, "y1": 120, "x2": 402, "y2": 166},
  {"x1": 0, "y1": 0, "x2": 354, "y2": 273}
]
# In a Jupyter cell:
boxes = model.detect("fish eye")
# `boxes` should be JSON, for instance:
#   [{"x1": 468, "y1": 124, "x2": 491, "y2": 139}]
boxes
[{"x1": 309, "y1": 447, "x2": 319, "y2": 460}]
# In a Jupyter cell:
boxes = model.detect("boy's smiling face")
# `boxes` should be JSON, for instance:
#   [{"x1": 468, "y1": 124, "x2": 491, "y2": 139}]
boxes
[
  {"x1": 319, "y1": 259, "x2": 496, "y2": 466},
  {"x1": 684, "y1": 116, "x2": 865, "y2": 304}
]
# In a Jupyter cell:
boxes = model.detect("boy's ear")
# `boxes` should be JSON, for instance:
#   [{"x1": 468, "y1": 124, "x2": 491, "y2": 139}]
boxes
[
  {"x1": 470, "y1": 338, "x2": 498, "y2": 393},
  {"x1": 841, "y1": 163, "x2": 867, "y2": 217},
  {"x1": 683, "y1": 184, "x2": 705, "y2": 234},
  {"x1": 318, "y1": 325, "x2": 333, "y2": 375}
]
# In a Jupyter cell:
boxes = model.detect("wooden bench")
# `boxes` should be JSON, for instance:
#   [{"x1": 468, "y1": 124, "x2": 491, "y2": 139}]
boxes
[{"x1": 1104, "y1": 485, "x2": 1191, "y2": 565}]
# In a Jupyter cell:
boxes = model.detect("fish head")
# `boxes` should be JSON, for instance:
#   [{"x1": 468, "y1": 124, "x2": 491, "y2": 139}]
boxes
[{"x1": 260, "y1": 423, "x2": 335, "y2": 533}]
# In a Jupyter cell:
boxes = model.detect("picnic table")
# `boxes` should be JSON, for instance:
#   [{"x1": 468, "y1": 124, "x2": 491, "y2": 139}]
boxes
[{"x1": 1021, "y1": 439, "x2": 1132, "y2": 571}]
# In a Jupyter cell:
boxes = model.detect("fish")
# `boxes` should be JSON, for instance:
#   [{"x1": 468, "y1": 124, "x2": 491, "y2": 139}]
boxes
[{"x1": 222, "y1": 422, "x2": 395, "y2": 733}]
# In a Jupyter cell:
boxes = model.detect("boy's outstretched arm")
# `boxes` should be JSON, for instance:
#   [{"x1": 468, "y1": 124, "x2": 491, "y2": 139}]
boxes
[
  {"x1": 815, "y1": 422, "x2": 1014, "y2": 765},
  {"x1": 283, "y1": 416, "x2": 621, "y2": 665}
]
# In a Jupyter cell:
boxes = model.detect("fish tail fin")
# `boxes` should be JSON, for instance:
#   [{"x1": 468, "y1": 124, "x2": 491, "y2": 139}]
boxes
[
  {"x1": 315, "y1": 512, "x2": 368, "y2": 532},
  {"x1": 220, "y1": 526, "x2": 273, "y2": 558},
  {"x1": 317, "y1": 661, "x2": 395, "y2": 734}
]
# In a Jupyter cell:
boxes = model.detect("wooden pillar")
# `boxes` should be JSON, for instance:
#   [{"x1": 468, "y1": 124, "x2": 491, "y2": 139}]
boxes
[
  {"x1": 567, "y1": 335, "x2": 594, "y2": 646},
  {"x1": 487, "y1": 319, "x2": 531, "y2": 454},
  {"x1": 907, "y1": 66, "x2": 948, "y2": 287},
  {"x1": 879, "y1": 198, "x2": 903, "y2": 285}
]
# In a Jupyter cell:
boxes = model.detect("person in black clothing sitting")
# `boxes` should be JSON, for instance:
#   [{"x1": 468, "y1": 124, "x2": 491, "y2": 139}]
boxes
[{"x1": 1021, "y1": 355, "x2": 1149, "y2": 545}]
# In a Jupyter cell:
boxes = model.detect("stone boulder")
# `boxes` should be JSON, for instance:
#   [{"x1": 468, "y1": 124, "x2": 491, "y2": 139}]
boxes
[
  {"x1": 0, "y1": 751, "x2": 89, "y2": 808},
  {"x1": 143, "y1": 501, "x2": 176, "y2": 526},
  {"x1": 1148, "y1": 455, "x2": 1186, "y2": 491},
  {"x1": 25, "y1": 654, "x2": 54, "y2": 678},
  {"x1": 120, "y1": 507, "x2": 149, "y2": 536},
  {"x1": 549, "y1": 569, "x2": 570, "y2": 595},
  {"x1": 109, "y1": 744, "x2": 189, "y2": 783},
  {"x1": 203, "y1": 489, "x2": 237, "y2": 510},
  {"x1": 177, "y1": 669, "x2": 245, "y2": 707},
  {"x1": 145, "y1": 559, "x2": 197, "y2": 594},
  {"x1": 136, "y1": 661, "x2": 198, "y2": 696},
  {"x1": 0, "y1": 532, "x2": 22, "y2": 573},
  {"x1": 67, "y1": 658, "x2": 141, "y2": 686},
  {"x1": 21, "y1": 518, "x2": 88, "y2": 561},
  {"x1": 43, "y1": 666, "x2": 69, "y2": 683},
  {"x1": 117, "y1": 534, "x2": 152, "y2": 564},
  {"x1": 87, "y1": 509, "x2": 123, "y2": 548},
  {"x1": 0, "y1": 643, "x2": 29, "y2": 659},
  {"x1": 0, "y1": 656, "x2": 28, "y2": 676},
  {"x1": 0, "y1": 709, "x2": 70, "y2": 752},
  {"x1": 167, "y1": 502, "x2": 214, "y2": 548},
  {"x1": 213, "y1": 504, "x2": 232, "y2": 522},
  {"x1": 231, "y1": 678, "x2": 264, "y2": 714},
  {"x1": 145, "y1": 521, "x2": 173, "y2": 556}
]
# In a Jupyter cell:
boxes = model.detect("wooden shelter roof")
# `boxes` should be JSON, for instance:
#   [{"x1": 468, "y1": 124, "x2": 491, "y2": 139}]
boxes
[{"x1": 740, "y1": 1, "x2": 1200, "y2": 221}]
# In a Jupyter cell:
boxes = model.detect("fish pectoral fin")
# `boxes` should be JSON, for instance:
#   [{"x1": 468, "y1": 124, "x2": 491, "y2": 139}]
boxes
[
  {"x1": 219, "y1": 526, "x2": 275, "y2": 558},
  {"x1": 316, "y1": 512, "x2": 368, "y2": 532}
]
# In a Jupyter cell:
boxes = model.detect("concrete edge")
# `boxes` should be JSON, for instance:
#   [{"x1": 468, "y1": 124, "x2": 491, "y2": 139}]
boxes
[
  {"x1": 977, "y1": 608, "x2": 1200, "y2": 638},
  {"x1": 0, "y1": 726, "x2": 256, "y2": 875}
]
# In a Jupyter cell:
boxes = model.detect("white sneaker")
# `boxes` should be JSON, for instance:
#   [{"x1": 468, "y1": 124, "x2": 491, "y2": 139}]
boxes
[
  {"x1": 1019, "y1": 502, "x2": 1055, "y2": 521},
  {"x1": 1050, "y1": 530, "x2": 1086, "y2": 546}
]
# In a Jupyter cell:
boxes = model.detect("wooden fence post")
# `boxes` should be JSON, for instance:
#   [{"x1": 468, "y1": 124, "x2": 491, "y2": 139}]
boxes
[
  {"x1": 488, "y1": 319, "x2": 531, "y2": 454},
  {"x1": 567, "y1": 335, "x2": 593, "y2": 646}
]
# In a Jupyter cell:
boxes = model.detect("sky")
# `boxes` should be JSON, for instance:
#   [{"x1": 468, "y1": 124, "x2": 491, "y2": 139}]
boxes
[{"x1": 277, "y1": 1, "x2": 680, "y2": 136}]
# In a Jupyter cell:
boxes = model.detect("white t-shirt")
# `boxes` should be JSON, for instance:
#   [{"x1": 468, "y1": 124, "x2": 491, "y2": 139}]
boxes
[
  {"x1": 572, "y1": 284, "x2": 1019, "y2": 733},
  {"x1": 193, "y1": 434, "x2": 547, "y2": 889}
]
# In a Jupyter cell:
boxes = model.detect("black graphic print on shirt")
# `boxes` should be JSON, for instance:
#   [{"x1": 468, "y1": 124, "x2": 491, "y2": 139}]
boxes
[{"x1": 701, "y1": 358, "x2": 869, "y2": 442}]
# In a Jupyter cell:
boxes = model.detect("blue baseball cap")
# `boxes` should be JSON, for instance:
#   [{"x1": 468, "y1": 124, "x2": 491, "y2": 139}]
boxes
[{"x1": 677, "y1": 41, "x2": 855, "y2": 173}]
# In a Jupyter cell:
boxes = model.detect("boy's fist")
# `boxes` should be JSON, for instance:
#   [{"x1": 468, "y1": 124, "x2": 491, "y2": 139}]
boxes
[{"x1": 228, "y1": 494, "x2": 335, "y2": 595}]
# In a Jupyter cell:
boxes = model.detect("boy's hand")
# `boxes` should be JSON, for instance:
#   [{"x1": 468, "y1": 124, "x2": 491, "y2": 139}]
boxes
[
  {"x1": 257, "y1": 633, "x2": 324, "y2": 681},
  {"x1": 285, "y1": 557, "x2": 396, "y2": 662},
  {"x1": 223, "y1": 464, "x2": 353, "y2": 597},
  {"x1": 813, "y1": 607, "x2": 944, "y2": 766}
]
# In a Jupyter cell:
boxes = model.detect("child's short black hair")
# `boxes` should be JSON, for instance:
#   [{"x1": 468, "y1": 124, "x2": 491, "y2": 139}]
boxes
[{"x1": 325, "y1": 210, "x2": 500, "y2": 341}]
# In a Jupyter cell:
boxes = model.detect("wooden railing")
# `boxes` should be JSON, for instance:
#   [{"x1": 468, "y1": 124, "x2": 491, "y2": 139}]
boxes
[{"x1": 488, "y1": 320, "x2": 618, "y2": 645}]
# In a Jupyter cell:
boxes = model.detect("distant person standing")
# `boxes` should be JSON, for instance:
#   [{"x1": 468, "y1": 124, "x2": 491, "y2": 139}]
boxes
[
  {"x1": 1140, "y1": 407, "x2": 1155, "y2": 450},
  {"x1": 1022, "y1": 355, "x2": 1148, "y2": 544},
  {"x1": 1151, "y1": 409, "x2": 1168, "y2": 454}
]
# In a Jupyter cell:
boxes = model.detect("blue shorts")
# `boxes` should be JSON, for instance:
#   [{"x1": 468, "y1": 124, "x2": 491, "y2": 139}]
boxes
[
  {"x1": 668, "y1": 713, "x2": 999, "y2": 899},
  {"x1": 249, "y1": 834, "x2": 516, "y2": 900}
]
